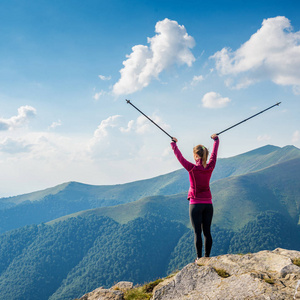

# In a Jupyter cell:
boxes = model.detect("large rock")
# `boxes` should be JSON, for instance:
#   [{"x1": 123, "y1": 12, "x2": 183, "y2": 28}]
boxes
[
  {"x1": 78, "y1": 249, "x2": 300, "y2": 300},
  {"x1": 78, "y1": 281, "x2": 133, "y2": 300},
  {"x1": 152, "y1": 248, "x2": 300, "y2": 300}
]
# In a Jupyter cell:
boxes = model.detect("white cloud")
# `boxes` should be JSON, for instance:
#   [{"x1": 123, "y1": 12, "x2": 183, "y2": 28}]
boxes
[
  {"x1": 211, "y1": 16, "x2": 300, "y2": 92},
  {"x1": 0, "y1": 137, "x2": 32, "y2": 154},
  {"x1": 182, "y1": 74, "x2": 206, "y2": 91},
  {"x1": 0, "y1": 106, "x2": 36, "y2": 131},
  {"x1": 88, "y1": 113, "x2": 171, "y2": 160},
  {"x1": 202, "y1": 92, "x2": 231, "y2": 108},
  {"x1": 120, "y1": 120, "x2": 135, "y2": 133},
  {"x1": 113, "y1": 18, "x2": 195, "y2": 95},
  {"x1": 88, "y1": 115, "x2": 132, "y2": 159},
  {"x1": 49, "y1": 120, "x2": 62, "y2": 130},
  {"x1": 98, "y1": 75, "x2": 111, "y2": 81},
  {"x1": 92, "y1": 115, "x2": 122, "y2": 140},
  {"x1": 292, "y1": 130, "x2": 300, "y2": 142},
  {"x1": 191, "y1": 75, "x2": 204, "y2": 86},
  {"x1": 257, "y1": 134, "x2": 272, "y2": 142},
  {"x1": 135, "y1": 114, "x2": 170, "y2": 134},
  {"x1": 0, "y1": 114, "x2": 175, "y2": 196},
  {"x1": 93, "y1": 90, "x2": 108, "y2": 100}
]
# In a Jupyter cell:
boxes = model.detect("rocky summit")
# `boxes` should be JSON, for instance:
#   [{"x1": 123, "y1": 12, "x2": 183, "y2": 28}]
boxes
[{"x1": 79, "y1": 248, "x2": 300, "y2": 300}]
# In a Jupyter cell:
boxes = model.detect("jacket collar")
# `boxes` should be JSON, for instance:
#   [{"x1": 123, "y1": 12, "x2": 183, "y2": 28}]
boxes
[{"x1": 195, "y1": 159, "x2": 202, "y2": 166}]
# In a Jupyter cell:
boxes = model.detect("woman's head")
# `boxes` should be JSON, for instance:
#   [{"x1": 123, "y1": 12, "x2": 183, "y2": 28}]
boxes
[{"x1": 193, "y1": 145, "x2": 209, "y2": 167}]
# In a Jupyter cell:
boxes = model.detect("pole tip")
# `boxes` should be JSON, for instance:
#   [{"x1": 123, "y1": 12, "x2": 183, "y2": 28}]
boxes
[
  {"x1": 276, "y1": 102, "x2": 281, "y2": 106},
  {"x1": 126, "y1": 99, "x2": 131, "y2": 104}
]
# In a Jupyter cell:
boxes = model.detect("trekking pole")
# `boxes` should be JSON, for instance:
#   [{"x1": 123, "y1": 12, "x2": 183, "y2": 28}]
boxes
[
  {"x1": 126, "y1": 99, "x2": 174, "y2": 140},
  {"x1": 217, "y1": 102, "x2": 281, "y2": 136}
]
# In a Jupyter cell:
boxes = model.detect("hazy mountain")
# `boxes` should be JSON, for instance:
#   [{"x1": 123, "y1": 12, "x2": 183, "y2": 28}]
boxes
[
  {"x1": 0, "y1": 171, "x2": 188, "y2": 234},
  {"x1": 0, "y1": 144, "x2": 299, "y2": 234},
  {"x1": 51, "y1": 156, "x2": 300, "y2": 232},
  {"x1": 210, "y1": 144, "x2": 300, "y2": 181},
  {"x1": 212, "y1": 156, "x2": 300, "y2": 230}
]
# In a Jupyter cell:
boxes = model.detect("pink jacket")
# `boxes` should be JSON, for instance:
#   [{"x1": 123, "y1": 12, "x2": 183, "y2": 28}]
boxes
[{"x1": 171, "y1": 138, "x2": 219, "y2": 204}]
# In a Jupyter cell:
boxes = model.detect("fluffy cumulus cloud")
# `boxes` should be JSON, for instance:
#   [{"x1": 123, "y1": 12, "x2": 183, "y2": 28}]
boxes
[
  {"x1": 113, "y1": 18, "x2": 195, "y2": 95},
  {"x1": 202, "y1": 92, "x2": 231, "y2": 108},
  {"x1": 211, "y1": 16, "x2": 300, "y2": 92},
  {"x1": 0, "y1": 105, "x2": 36, "y2": 131},
  {"x1": 88, "y1": 115, "x2": 133, "y2": 159},
  {"x1": 88, "y1": 114, "x2": 171, "y2": 159},
  {"x1": 91, "y1": 115, "x2": 122, "y2": 141}
]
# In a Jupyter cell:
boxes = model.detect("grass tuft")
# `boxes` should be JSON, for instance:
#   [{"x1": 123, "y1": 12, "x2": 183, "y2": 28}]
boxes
[
  {"x1": 143, "y1": 279, "x2": 163, "y2": 293},
  {"x1": 214, "y1": 268, "x2": 230, "y2": 278},
  {"x1": 124, "y1": 279, "x2": 163, "y2": 300},
  {"x1": 293, "y1": 258, "x2": 300, "y2": 267},
  {"x1": 124, "y1": 287, "x2": 152, "y2": 300},
  {"x1": 264, "y1": 278, "x2": 275, "y2": 284}
]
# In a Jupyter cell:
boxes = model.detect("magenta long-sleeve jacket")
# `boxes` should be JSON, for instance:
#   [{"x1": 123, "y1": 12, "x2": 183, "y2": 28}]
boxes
[{"x1": 171, "y1": 138, "x2": 219, "y2": 204}]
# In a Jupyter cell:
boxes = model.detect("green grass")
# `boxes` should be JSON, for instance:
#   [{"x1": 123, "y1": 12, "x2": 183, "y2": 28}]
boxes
[
  {"x1": 143, "y1": 279, "x2": 164, "y2": 293},
  {"x1": 293, "y1": 258, "x2": 300, "y2": 267},
  {"x1": 214, "y1": 268, "x2": 230, "y2": 278},
  {"x1": 124, "y1": 287, "x2": 152, "y2": 300},
  {"x1": 264, "y1": 278, "x2": 275, "y2": 284},
  {"x1": 124, "y1": 279, "x2": 163, "y2": 300}
]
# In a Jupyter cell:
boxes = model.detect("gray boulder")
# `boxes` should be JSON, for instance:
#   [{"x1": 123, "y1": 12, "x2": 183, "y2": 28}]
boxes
[
  {"x1": 78, "y1": 248, "x2": 300, "y2": 300},
  {"x1": 152, "y1": 248, "x2": 300, "y2": 300}
]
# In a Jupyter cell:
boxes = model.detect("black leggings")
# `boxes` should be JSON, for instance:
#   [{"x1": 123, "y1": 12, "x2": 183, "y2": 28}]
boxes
[{"x1": 189, "y1": 203, "x2": 213, "y2": 258}]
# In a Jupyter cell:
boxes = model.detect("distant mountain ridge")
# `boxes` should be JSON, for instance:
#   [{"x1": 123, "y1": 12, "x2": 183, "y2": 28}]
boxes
[
  {"x1": 0, "y1": 144, "x2": 299, "y2": 234},
  {"x1": 49, "y1": 155, "x2": 300, "y2": 231},
  {"x1": 2, "y1": 144, "x2": 298, "y2": 205},
  {"x1": 211, "y1": 144, "x2": 300, "y2": 180}
]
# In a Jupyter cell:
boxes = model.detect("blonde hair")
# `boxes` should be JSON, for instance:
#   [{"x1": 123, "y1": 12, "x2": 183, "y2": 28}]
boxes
[{"x1": 193, "y1": 145, "x2": 209, "y2": 167}]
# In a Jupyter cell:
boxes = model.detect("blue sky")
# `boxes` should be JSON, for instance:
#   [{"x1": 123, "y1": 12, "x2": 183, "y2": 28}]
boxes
[{"x1": 0, "y1": 0, "x2": 299, "y2": 197}]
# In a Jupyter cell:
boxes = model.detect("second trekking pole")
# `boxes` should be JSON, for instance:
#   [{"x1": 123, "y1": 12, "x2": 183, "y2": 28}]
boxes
[{"x1": 217, "y1": 102, "x2": 281, "y2": 136}]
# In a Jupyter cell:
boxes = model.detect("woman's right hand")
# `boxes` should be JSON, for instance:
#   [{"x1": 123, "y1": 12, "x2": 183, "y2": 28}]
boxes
[{"x1": 172, "y1": 137, "x2": 178, "y2": 143}]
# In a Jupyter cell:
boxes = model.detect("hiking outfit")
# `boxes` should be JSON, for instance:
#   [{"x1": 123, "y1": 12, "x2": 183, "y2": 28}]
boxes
[{"x1": 171, "y1": 137, "x2": 219, "y2": 258}]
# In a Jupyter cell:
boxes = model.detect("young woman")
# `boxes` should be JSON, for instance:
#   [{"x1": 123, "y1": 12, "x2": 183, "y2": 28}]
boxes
[{"x1": 171, "y1": 134, "x2": 219, "y2": 261}]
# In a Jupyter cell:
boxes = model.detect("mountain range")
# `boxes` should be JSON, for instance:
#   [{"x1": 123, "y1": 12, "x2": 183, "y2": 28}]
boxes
[
  {"x1": 0, "y1": 144, "x2": 299, "y2": 234},
  {"x1": 0, "y1": 144, "x2": 299, "y2": 300}
]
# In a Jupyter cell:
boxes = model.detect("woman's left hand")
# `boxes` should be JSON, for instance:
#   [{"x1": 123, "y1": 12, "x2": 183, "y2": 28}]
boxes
[{"x1": 211, "y1": 134, "x2": 218, "y2": 140}]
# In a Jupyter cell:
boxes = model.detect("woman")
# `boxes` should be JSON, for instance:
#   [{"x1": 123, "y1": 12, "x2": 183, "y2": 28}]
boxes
[{"x1": 171, "y1": 134, "x2": 219, "y2": 262}]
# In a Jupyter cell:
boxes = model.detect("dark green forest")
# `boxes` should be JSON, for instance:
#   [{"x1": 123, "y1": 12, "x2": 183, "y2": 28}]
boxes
[
  {"x1": 0, "y1": 214, "x2": 188, "y2": 300},
  {"x1": 0, "y1": 210, "x2": 299, "y2": 300}
]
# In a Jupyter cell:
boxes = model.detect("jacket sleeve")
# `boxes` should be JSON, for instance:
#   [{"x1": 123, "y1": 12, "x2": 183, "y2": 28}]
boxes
[
  {"x1": 207, "y1": 138, "x2": 219, "y2": 169},
  {"x1": 171, "y1": 142, "x2": 194, "y2": 172}
]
